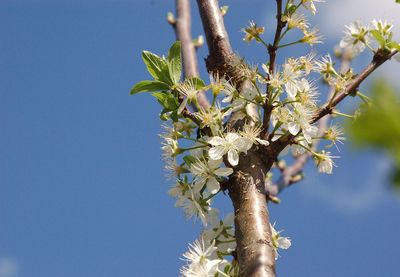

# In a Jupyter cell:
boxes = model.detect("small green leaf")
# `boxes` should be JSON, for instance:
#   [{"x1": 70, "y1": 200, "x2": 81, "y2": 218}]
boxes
[
  {"x1": 142, "y1": 51, "x2": 171, "y2": 84},
  {"x1": 183, "y1": 155, "x2": 197, "y2": 166},
  {"x1": 387, "y1": 41, "x2": 400, "y2": 51},
  {"x1": 187, "y1": 77, "x2": 206, "y2": 89},
  {"x1": 370, "y1": 30, "x2": 386, "y2": 48},
  {"x1": 130, "y1": 80, "x2": 170, "y2": 95},
  {"x1": 152, "y1": 91, "x2": 179, "y2": 111},
  {"x1": 168, "y1": 41, "x2": 182, "y2": 84}
]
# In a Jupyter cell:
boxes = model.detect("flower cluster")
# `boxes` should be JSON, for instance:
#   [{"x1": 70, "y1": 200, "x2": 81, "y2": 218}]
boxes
[
  {"x1": 340, "y1": 20, "x2": 399, "y2": 57},
  {"x1": 131, "y1": 0, "x2": 399, "y2": 275}
]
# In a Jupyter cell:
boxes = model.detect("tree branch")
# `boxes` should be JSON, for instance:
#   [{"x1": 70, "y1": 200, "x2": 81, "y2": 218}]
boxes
[
  {"x1": 311, "y1": 50, "x2": 399, "y2": 124},
  {"x1": 262, "y1": 0, "x2": 286, "y2": 138},
  {"x1": 176, "y1": 0, "x2": 210, "y2": 109},
  {"x1": 268, "y1": 0, "x2": 285, "y2": 75},
  {"x1": 196, "y1": 1, "x2": 277, "y2": 276},
  {"x1": 196, "y1": 0, "x2": 243, "y2": 82},
  {"x1": 272, "y1": 49, "x2": 399, "y2": 152},
  {"x1": 269, "y1": 50, "x2": 399, "y2": 195}
]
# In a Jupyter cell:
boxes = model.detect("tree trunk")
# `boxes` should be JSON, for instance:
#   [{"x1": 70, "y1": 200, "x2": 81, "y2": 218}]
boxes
[
  {"x1": 195, "y1": 1, "x2": 277, "y2": 276},
  {"x1": 228, "y1": 148, "x2": 276, "y2": 277}
]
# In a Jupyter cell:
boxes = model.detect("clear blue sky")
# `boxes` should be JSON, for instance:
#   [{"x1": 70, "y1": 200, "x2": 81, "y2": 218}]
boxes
[{"x1": 1, "y1": 1, "x2": 400, "y2": 276}]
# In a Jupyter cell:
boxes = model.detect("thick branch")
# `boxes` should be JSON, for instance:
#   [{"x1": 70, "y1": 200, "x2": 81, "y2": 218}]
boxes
[
  {"x1": 176, "y1": 0, "x2": 210, "y2": 109},
  {"x1": 228, "y1": 148, "x2": 276, "y2": 277},
  {"x1": 196, "y1": 0, "x2": 243, "y2": 81},
  {"x1": 196, "y1": 1, "x2": 276, "y2": 276}
]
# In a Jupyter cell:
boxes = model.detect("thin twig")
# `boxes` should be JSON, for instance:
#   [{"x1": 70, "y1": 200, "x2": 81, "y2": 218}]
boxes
[
  {"x1": 269, "y1": 49, "x2": 399, "y2": 195},
  {"x1": 271, "y1": 49, "x2": 399, "y2": 151},
  {"x1": 176, "y1": 0, "x2": 210, "y2": 109},
  {"x1": 268, "y1": 0, "x2": 285, "y2": 75},
  {"x1": 262, "y1": 0, "x2": 286, "y2": 138},
  {"x1": 311, "y1": 50, "x2": 399, "y2": 124}
]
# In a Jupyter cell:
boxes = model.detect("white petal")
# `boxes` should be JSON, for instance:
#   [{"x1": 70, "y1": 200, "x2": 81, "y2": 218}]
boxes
[
  {"x1": 214, "y1": 167, "x2": 234, "y2": 177},
  {"x1": 256, "y1": 138, "x2": 270, "y2": 145},
  {"x1": 208, "y1": 136, "x2": 225, "y2": 146},
  {"x1": 225, "y1": 132, "x2": 241, "y2": 143},
  {"x1": 234, "y1": 137, "x2": 253, "y2": 152},
  {"x1": 285, "y1": 81, "x2": 298, "y2": 98},
  {"x1": 192, "y1": 177, "x2": 207, "y2": 193},
  {"x1": 277, "y1": 237, "x2": 291, "y2": 249},
  {"x1": 206, "y1": 177, "x2": 220, "y2": 194},
  {"x1": 209, "y1": 146, "x2": 226, "y2": 160},
  {"x1": 228, "y1": 149, "x2": 239, "y2": 166},
  {"x1": 190, "y1": 163, "x2": 203, "y2": 175},
  {"x1": 288, "y1": 122, "x2": 300, "y2": 135},
  {"x1": 207, "y1": 158, "x2": 222, "y2": 170}
]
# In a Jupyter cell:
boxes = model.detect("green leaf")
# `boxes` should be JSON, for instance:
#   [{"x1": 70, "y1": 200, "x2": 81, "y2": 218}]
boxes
[
  {"x1": 348, "y1": 79, "x2": 400, "y2": 191},
  {"x1": 152, "y1": 91, "x2": 179, "y2": 111},
  {"x1": 130, "y1": 80, "x2": 170, "y2": 95},
  {"x1": 168, "y1": 41, "x2": 182, "y2": 84},
  {"x1": 187, "y1": 77, "x2": 206, "y2": 89},
  {"x1": 387, "y1": 41, "x2": 400, "y2": 51},
  {"x1": 396, "y1": 0, "x2": 400, "y2": 3},
  {"x1": 142, "y1": 51, "x2": 171, "y2": 84},
  {"x1": 183, "y1": 155, "x2": 197, "y2": 166},
  {"x1": 370, "y1": 30, "x2": 386, "y2": 48}
]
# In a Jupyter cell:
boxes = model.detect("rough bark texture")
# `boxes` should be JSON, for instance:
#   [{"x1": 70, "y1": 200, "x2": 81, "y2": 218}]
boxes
[
  {"x1": 196, "y1": 1, "x2": 277, "y2": 276},
  {"x1": 228, "y1": 148, "x2": 276, "y2": 277},
  {"x1": 196, "y1": 0, "x2": 244, "y2": 83}
]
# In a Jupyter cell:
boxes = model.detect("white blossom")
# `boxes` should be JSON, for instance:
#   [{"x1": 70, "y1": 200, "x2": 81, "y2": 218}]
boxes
[
  {"x1": 270, "y1": 223, "x2": 291, "y2": 260},
  {"x1": 181, "y1": 239, "x2": 220, "y2": 277},
  {"x1": 314, "y1": 151, "x2": 337, "y2": 174},
  {"x1": 300, "y1": 28, "x2": 323, "y2": 45},
  {"x1": 288, "y1": 104, "x2": 318, "y2": 143},
  {"x1": 203, "y1": 213, "x2": 236, "y2": 253},
  {"x1": 180, "y1": 187, "x2": 210, "y2": 226},
  {"x1": 195, "y1": 105, "x2": 230, "y2": 135},
  {"x1": 178, "y1": 78, "x2": 199, "y2": 102},
  {"x1": 301, "y1": 0, "x2": 324, "y2": 15},
  {"x1": 371, "y1": 19, "x2": 393, "y2": 37},
  {"x1": 315, "y1": 54, "x2": 337, "y2": 80},
  {"x1": 340, "y1": 21, "x2": 370, "y2": 55},
  {"x1": 283, "y1": 13, "x2": 309, "y2": 31},
  {"x1": 190, "y1": 158, "x2": 233, "y2": 194},
  {"x1": 208, "y1": 132, "x2": 253, "y2": 166},
  {"x1": 240, "y1": 123, "x2": 269, "y2": 146}
]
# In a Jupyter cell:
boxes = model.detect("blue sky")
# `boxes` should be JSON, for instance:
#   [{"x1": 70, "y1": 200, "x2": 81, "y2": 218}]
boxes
[{"x1": 1, "y1": 0, "x2": 400, "y2": 276}]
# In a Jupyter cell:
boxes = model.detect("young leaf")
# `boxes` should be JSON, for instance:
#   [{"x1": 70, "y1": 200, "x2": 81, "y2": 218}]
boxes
[
  {"x1": 142, "y1": 51, "x2": 172, "y2": 84},
  {"x1": 168, "y1": 41, "x2": 182, "y2": 84},
  {"x1": 152, "y1": 91, "x2": 179, "y2": 111},
  {"x1": 387, "y1": 41, "x2": 400, "y2": 51},
  {"x1": 186, "y1": 77, "x2": 206, "y2": 90},
  {"x1": 370, "y1": 30, "x2": 386, "y2": 48},
  {"x1": 130, "y1": 80, "x2": 170, "y2": 95},
  {"x1": 183, "y1": 155, "x2": 197, "y2": 166}
]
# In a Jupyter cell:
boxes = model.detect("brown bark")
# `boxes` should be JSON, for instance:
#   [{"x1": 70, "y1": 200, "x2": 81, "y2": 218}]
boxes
[
  {"x1": 196, "y1": 1, "x2": 277, "y2": 276},
  {"x1": 196, "y1": 0, "x2": 244, "y2": 83},
  {"x1": 228, "y1": 148, "x2": 276, "y2": 277},
  {"x1": 175, "y1": 0, "x2": 210, "y2": 109}
]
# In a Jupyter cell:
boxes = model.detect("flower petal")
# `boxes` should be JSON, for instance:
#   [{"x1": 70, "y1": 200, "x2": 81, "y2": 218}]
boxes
[
  {"x1": 209, "y1": 146, "x2": 226, "y2": 160},
  {"x1": 206, "y1": 177, "x2": 220, "y2": 194},
  {"x1": 214, "y1": 167, "x2": 234, "y2": 177},
  {"x1": 228, "y1": 149, "x2": 239, "y2": 166}
]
